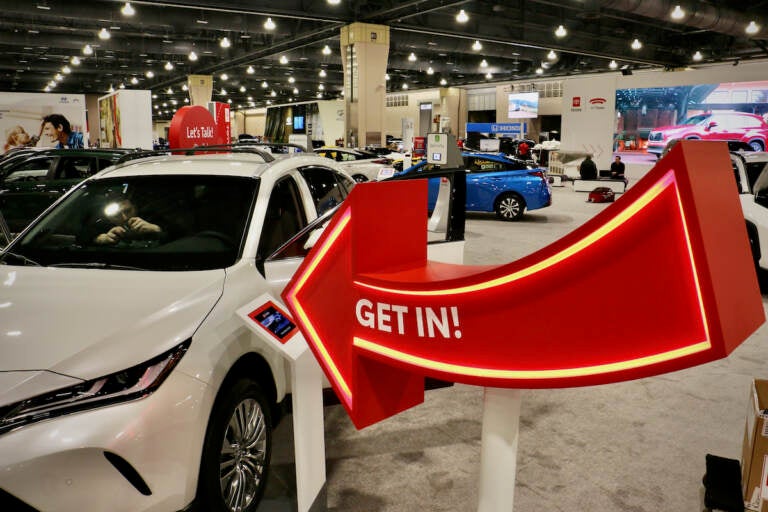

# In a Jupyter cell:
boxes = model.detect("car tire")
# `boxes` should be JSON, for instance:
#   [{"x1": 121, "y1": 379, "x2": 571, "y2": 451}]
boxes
[
  {"x1": 748, "y1": 140, "x2": 765, "y2": 152},
  {"x1": 198, "y1": 378, "x2": 272, "y2": 512},
  {"x1": 352, "y1": 174, "x2": 368, "y2": 183},
  {"x1": 495, "y1": 193, "x2": 525, "y2": 221}
]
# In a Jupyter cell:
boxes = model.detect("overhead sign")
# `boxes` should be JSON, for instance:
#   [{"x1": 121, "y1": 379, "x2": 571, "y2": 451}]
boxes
[
  {"x1": 283, "y1": 141, "x2": 764, "y2": 429},
  {"x1": 466, "y1": 122, "x2": 527, "y2": 136}
]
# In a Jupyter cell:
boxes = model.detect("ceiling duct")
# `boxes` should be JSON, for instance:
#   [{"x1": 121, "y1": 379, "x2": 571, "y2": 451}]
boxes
[{"x1": 599, "y1": 0, "x2": 767, "y2": 40}]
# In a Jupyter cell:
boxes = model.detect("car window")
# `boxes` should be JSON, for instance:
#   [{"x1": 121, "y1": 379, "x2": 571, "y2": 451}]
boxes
[
  {"x1": 98, "y1": 158, "x2": 118, "y2": 171},
  {"x1": 465, "y1": 157, "x2": 504, "y2": 173},
  {"x1": 257, "y1": 176, "x2": 308, "y2": 265},
  {"x1": 4, "y1": 157, "x2": 53, "y2": 182},
  {"x1": 9, "y1": 175, "x2": 258, "y2": 270},
  {"x1": 299, "y1": 166, "x2": 353, "y2": 215},
  {"x1": 54, "y1": 156, "x2": 94, "y2": 179},
  {"x1": 747, "y1": 162, "x2": 768, "y2": 191}
]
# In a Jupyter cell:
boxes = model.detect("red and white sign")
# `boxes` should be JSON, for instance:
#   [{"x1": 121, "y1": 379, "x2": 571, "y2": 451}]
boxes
[
  {"x1": 589, "y1": 97, "x2": 607, "y2": 104},
  {"x1": 168, "y1": 105, "x2": 222, "y2": 148},
  {"x1": 283, "y1": 141, "x2": 764, "y2": 429},
  {"x1": 572, "y1": 96, "x2": 581, "y2": 107}
]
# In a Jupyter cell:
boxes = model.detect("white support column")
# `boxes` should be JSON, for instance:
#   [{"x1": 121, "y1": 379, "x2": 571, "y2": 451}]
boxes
[{"x1": 477, "y1": 387, "x2": 522, "y2": 512}]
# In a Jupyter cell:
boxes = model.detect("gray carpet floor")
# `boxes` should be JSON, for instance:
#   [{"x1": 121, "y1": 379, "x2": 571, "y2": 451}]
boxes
[{"x1": 265, "y1": 180, "x2": 764, "y2": 511}]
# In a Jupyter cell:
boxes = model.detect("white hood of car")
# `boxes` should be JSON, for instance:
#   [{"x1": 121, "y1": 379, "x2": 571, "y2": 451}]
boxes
[{"x1": 0, "y1": 267, "x2": 225, "y2": 380}]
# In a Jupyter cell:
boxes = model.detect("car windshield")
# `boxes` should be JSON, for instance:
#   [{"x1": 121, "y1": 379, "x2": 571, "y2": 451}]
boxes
[
  {"x1": 3, "y1": 175, "x2": 258, "y2": 271},
  {"x1": 680, "y1": 114, "x2": 711, "y2": 125}
]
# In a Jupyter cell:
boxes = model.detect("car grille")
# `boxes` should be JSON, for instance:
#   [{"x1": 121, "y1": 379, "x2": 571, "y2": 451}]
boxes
[
  {"x1": 648, "y1": 132, "x2": 663, "y2": 142},
  {"x1": 0, "y1": 488, "x2": 39, "y2": 511}
]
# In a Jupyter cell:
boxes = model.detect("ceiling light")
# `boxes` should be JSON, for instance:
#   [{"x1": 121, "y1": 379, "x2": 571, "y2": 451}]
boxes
[
  {"x1": 70, "y1": 56, "x2": 81, "y2": 65},
  {"x1": 166, "y1": 87, "x2": 173, "y2": 94},
  {"x1": 547, "y1": 50, "x2": 557, "y2": 60},
  {"x1": 171, "y1": 99, "x2": 177, "y2": 105},
  {"x1": 184, "y1": 98, "x2": 189, "y2": 103},
  {"x1": 440, "y1": 78, "x2": 447, "y2": 86},
  {"x1": 55, "y1": 73, "x2": 63, "y2": 81},
  {"x1": 288, "y1": 76, "x2": 295, "y2": 83},
  {"x1": 319, "y1": 69, "x2": 327, "y2": 77},
  {"x1": 472, "y1": 40, "x2": 482, "y2": 51},
  {"x1": 182, "y1": 84, "x2": 188, "y2": 90},
  {"x1": 555, "y1": 25, "x2": 567, "y2": 38},
  {"x1": 456, "y1": 9, "x2": 469, "y2": 23},
  {"x1": 746, "y1": 21, "x2": 760, "y2": 35},
  {"x1": 196, "y1": 19, "x2": 208, "y2": 24},
  {"x1": 692, "y1": 50, "x2": 703, "y2": 61},
  {"x1": 62, "y1": 65, "x2": 71, "y2": 74},
  {"x1": 318, "y1": 84, "x2": 325, "y2": 90},
  {"x1": 322, "y1": 45, "x2": 332, "y2": 55},
  {"x1": 164, "y1": 61, "x2": 174, "y2": 71},
  {"x1": 261, "y1": 81, "x2": 268, "y2": 88},
  {"x1": 239, "y1": 85, "x2": 246, "y2": 92},
  {"x1": 485, "y1": 72, "x2": 492, "y2": 79},
  {"x1": 108, "y1": 85, "x2": 114, "y2": 92},
  {"x1": 293, "y1": 87, "x2": 299, "y2": 94},
  {"x1": 119, "y1": 83, "x2": 125, "y2": 89},
  {"x1": 631, "y1": 38, "x2": 642, "y2": 50},
  {"x1": 220, "y1": 73, "x2": 228, "y2": 81},
  {"x1": 535, "y1": 67, "x2": 543, "y2": 74},
  {"x1": 316, "y1": 92, "x2": 322, "y2": 98},
  {"x1": 188, "y1": 51, "x2": 198, "y2": 61},
  {"x1": 385, "y1": 73, "x2": 390, "y2": 80},
  {"x1": 609, "y1": 59, "x2": 618, "y2": 69},
  {"x1": 220, "y1": 89, "x2": 227, "y2": 95},
  {"x1": 83, "y1": 44, "x2": 93, "y2": 55},
  {"x1": 227, "y1": 99, "x2": 232, "y2": 104},
  {"x1": 131, "y1": 76, "x2": 139, "y2": 84},
  {"x1": 670, "y1": 5, "x2": 684, "y2": 20},
  {"x1": 402, "y1": 83, "x2": 408, "y2": 90},
  {"x1": 121, "y1": 2, "x2": 135, "y2": 16},
  {"x1": 327, "y1": 0, "x2": 341, "y2": 4},
  {"x1": 408, "y1": 52, "x2": 417, "y2": 62},
  {"x1": 279, "y1": 55, "x2": 288, "y2": 64},
  {"x1": 270, "y1": 90, "x2": 277, "y2": 97},
  {"x1": 145, "y1": 70, "x2": 154, "y2": 78},
  {"x1": 427, "y1": 66, "x2": 434, "y2": 75},
  {"x1": 48, "y1": 80, "x2": 56, "y2": 88},
  {"x1": 264, "y1": 17, "x2": 276, "y2": 30},
  {"x1": 246, "y1": 65, "x2": 255, "y2": 74},
  {"x1": 44, "y1": 86, "x2": 50, "y2": 92},
  {"x1": 220, "y1": 37, "x2": 231, "y2": 48},
  {"x1": 480, "y1": 59, "x2": 488, "y2": 68},
  {"x1": 98, "y1": 28, "x2": 111, "y2": 40},
  {"x1": 36, "y1": 3, "x2": 51, "y2": 10}
]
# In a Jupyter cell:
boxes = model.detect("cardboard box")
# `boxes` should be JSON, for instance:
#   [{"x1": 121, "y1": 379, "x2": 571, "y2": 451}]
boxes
[{"x1": 742, "y1": 379, "x2": 768, "y2": 511}]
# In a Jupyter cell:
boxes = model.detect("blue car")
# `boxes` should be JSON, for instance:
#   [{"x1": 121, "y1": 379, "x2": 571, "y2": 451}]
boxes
[{"x1": 397, "y1": 152, "x2": 552, "y2": 221}]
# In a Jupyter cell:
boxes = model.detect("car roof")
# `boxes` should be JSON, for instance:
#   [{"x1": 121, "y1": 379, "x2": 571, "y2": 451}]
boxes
[{"x1": 96, "y1": 152, "x2": 350, "y2": 180}]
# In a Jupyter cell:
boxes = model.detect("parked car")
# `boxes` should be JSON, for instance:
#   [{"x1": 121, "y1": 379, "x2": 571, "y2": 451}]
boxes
[
  {"x1": 647, "y1": 111, "x2": 768, "y2": 157},
  {"x1": 314, "y1": 147, "x2": 394, "y2": 182},
  {"x1": 0, "y1": 148, "x2": 141, "y2": 234},
  {"x1": 730, "y1": 151, "x2": 768, "y2": 272},
  {"x1": 0, "y1": 148, "x2": 358, "y2": 512},
  {"x1": 396, "y1": 152, "x2": 552, "y2": 220}
]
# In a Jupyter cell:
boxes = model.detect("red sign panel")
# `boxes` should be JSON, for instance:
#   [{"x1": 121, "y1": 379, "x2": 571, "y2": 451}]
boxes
[
  {"x1": 572, "y1": 96, "x2": 581, "y2": 107},
  {"x1": 283, "y1": 141, "x2": 764, "y2": 429},
  {"x1": 168, "y1": 105, "x2": 221, "y2": 148}
]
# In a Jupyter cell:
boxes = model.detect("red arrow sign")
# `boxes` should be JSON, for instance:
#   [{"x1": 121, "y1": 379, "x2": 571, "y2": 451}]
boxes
[{"x1": 283, "y1": 141, "x2": 764, "y2": 429}]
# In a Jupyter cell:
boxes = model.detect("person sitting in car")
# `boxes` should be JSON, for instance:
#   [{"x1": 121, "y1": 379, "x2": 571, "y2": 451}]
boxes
[{"x1": 92, "y1": 197, "x2": 162, "y2": 245}]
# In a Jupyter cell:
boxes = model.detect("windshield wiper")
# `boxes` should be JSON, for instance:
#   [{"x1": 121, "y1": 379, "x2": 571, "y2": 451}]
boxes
[
  {"x1": 48, "y1": 262, "x2": 148, "y2": 271},
  {"x1": 0, "y1": 252, "x2": 42, "y2": 266}
]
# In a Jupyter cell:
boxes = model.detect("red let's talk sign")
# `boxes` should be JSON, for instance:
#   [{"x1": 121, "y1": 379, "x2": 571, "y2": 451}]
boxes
[{"x1": 283, "y1": 141, "x2": 764, "y2": 429}]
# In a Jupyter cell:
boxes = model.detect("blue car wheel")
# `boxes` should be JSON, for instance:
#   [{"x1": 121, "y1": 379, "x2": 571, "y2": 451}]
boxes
[{"x1": 495, "y1": 192, "x2": 525, "y2": 221}]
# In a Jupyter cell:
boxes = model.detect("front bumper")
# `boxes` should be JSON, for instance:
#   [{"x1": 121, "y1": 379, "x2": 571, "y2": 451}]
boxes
[{"x1": 0, "y1": 370, "x2": 209, "y2": 512}]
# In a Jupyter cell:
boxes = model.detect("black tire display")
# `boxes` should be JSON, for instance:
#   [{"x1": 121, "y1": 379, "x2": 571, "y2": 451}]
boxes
[
  {"x1": 198, "y1": 378, "x2": 272, "y2": 512},
  {"x1": 495, "y1": 193, "x2": 525, "y2": 221}
]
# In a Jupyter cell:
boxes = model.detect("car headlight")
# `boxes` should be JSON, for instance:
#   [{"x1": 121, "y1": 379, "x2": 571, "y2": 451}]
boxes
[{"x1": 0, "y1": 340, "x2": 190, "y2": 435}]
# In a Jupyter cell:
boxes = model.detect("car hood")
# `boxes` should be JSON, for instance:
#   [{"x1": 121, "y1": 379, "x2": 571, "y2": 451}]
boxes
[{"x1": 0, "y1": 266, "x2": 225, "y2": 379}]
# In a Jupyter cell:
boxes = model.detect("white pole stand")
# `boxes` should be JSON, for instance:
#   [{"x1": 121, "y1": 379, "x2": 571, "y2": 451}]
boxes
[
  {"x1": 290, "y1": 350, "x2": 327, "y2": 512},
  {"x1": 477, "y1": 387, "x2": 522, "y2": 512}
]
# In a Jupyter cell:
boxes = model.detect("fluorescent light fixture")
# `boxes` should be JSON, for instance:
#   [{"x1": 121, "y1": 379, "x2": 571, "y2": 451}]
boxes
[
  {"x1": 456, "y1": 9, "x2": 468, "y2": 23},
  {"x1": 264, "y1": 17, "x2": 276, "y2": 30},
  {"x1": 555, "y1": 25, "x2": 567, "y2": 38},
  {"x1": 121, "y1": 2, "x2": 135, "y2": 16}
]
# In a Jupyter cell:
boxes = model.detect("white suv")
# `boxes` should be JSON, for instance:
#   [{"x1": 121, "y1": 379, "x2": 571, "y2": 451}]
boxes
[
  {"x1": 0, "y1": 149, "x2": 356, "y2": 512},
  {"x1": 731, "y1": 151, "x2": 768, "y2": 271}
]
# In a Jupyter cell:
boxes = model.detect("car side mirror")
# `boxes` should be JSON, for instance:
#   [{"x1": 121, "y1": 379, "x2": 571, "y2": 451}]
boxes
[{"x1": 707, "y1": 121, "x2": 718, "y2": 130}]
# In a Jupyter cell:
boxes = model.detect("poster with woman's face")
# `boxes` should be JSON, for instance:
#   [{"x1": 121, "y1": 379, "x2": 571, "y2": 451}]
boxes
[{"x1": 0, "y1": 93, "x2": 87, "y2": 154}]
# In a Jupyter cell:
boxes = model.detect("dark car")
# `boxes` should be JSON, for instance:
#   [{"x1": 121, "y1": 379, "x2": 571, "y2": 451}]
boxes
[
  {"x1": 0, "y1": 148, "x2": 141, "y2": 234},
  {"x1": 647, "y1": 111, "x2": 768, "y2": 156}
]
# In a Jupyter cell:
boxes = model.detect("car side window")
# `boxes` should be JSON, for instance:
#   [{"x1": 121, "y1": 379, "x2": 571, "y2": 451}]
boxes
[
  {"x1": 466, "y1": 157, "x2": 503, "y2": 173},
  {"x1": 4, "y1": 157, "x2": 53, "y2": 182},
  {"x1": 257, "y1": 177, "x2": 308, "y2": 264},
  {"x1": 340, "y1": 152, "x2": 357, "y2": 162},
  {"x1": 54, "y1": 157, "x2": 94, "y2": 179},
  {"x1": 299, "y1": 166, "x2": 351, "y2": 215}
]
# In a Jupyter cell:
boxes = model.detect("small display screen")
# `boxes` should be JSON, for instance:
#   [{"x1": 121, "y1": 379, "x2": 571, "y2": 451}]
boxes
[
  {"x1": 432, "y1": 152, "x2": 442, "y2": 161},
  {"x1": 253, "y1": 305, "x2": 296, "y2": 340},
  {"x1": 293, "y1": 116, "x2": 305, "y2": 130}
]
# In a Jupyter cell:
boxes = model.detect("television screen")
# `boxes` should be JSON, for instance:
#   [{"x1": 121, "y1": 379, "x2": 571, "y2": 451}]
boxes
[
  {"x1": 293, "y1": 116, "x2": 305, "y2": 131},
  {"x1": 508, "y1": 92, "x2": 539, "y2": 119}
]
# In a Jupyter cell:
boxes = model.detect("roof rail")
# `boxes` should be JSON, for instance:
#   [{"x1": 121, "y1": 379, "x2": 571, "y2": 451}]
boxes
[
  {"x1": 235, "y1": 141, "x2": 307, "y2": 153},
  {"x1": 113, "y1": 144, "x2": 276, "y2": 166}
]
